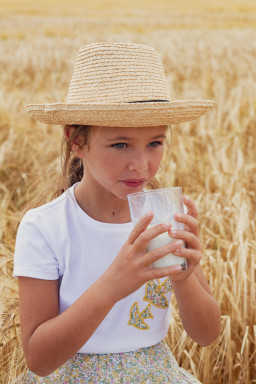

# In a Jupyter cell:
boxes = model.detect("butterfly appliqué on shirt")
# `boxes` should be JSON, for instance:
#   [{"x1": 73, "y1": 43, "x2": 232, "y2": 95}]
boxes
[
  {"x1": 128, "y1": 277, "x2": 172, "y2": 330},
  {"x1": 143, "y1": 277, "x2": 173, "y2": 309},
  {"x1": 128, "y1": 302, "x2": 153, "y2": 330}
]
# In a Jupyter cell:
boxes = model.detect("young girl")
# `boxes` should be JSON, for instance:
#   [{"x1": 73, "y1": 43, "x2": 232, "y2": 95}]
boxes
[{"x1": 14, "y1": 42, "x2": 221, "y2": 383}]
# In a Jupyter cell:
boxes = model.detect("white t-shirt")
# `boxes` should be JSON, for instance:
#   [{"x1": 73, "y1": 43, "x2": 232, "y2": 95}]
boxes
[{"x1": 13, "y1": 183, "x2": 173, "y2": 354}]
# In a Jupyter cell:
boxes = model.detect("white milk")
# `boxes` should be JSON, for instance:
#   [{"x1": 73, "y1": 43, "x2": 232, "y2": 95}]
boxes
[{"x1": 147, "y1": 232, "x2": 187, "y2": 269}]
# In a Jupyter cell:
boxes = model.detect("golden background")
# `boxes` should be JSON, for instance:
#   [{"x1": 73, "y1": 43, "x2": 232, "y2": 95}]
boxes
[{"x1": 0, "y1": 1, "x2": 255, "y2": 382}]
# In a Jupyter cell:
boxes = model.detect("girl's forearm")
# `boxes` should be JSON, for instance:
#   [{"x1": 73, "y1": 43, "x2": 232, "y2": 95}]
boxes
[
  {"x1": 171, "y1": 273, "x2": 221, "y2": 346},
  {"x1": 26, "y1": 276, "x2": 117, "y2": 377}
]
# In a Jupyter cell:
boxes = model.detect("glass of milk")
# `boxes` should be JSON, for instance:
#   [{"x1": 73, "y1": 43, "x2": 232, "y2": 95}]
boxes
[{"x1": 127, "y1": 187, "x2": 187, "y2": 270}]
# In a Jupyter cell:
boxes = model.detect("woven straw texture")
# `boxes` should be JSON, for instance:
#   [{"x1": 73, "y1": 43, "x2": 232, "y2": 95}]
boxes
[{"x1": 26, "y1": 42, "x2": 214, "y2": 126}]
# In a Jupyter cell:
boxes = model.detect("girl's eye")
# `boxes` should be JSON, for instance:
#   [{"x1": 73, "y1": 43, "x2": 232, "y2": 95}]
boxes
[
  {"x1": 111, "y1": 141, "x2": 162, "y2": 149},
  {"x1": 148, "y1": 141, "x2": 162, "y2": 148},
  {"x1": 112, "y1": 143, "x2": 127, "y2": 149}
]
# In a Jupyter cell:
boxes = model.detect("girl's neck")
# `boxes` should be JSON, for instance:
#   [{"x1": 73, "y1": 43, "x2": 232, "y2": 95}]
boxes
[{"x1": 74, "y1": 180, "x2": 131, "y2": 224}]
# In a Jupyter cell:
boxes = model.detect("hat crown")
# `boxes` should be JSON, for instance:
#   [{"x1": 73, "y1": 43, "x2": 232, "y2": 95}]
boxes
[{"x1": 66, "y1": 42, "x2": 171, "y2": 104}]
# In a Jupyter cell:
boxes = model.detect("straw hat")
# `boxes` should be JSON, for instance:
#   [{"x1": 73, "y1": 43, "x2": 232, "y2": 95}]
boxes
[{"x1": 26, "y1": 42, "x2": 214, "y2": 127}]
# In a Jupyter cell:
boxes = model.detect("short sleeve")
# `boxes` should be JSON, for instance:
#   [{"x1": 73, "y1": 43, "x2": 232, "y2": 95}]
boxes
[{"x1": 13, "y1": 210, "x2": 59, "y2": 280}]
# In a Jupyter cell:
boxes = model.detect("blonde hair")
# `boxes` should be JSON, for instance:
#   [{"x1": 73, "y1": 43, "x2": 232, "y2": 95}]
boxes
[{"x1": 53, "y1": 124, "x2": 92, "y2": 198}]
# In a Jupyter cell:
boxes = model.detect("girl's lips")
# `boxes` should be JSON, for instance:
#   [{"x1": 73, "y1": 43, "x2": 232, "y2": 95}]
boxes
[{"x1": 121, "y1": 179, "x2": 145, "y2": 188}]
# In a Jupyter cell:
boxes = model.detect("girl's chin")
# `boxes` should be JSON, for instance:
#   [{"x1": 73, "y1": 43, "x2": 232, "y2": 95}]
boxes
[{"x1": 109, "y1": 183, "x2": 146, "y2": 200}]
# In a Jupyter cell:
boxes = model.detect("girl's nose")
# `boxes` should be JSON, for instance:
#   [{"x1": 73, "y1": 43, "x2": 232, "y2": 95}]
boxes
[{"x1": 128, "y1": 151, "x2": 148, "y2": 172}]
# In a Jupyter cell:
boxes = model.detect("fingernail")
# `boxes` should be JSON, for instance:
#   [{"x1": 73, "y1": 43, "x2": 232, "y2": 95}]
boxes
[
  {"x1": 176, "y1": 240, "x2": 183, "y2": 246},
  {"x1": 144, "y1": 211, "x2": 153, "y2": 218},
  {"x1": 184, "y1": 195, "x2": 189, "y2": 200},
  {"x1": 171, "y1": 230, "x2": 177, "y2": 236},
  {"x1": 174, "y1": 249, "x2": 181, "y2": 254},
  {"x1": 170, "y1": 265, "x2": 182, "y2": 273},
  {"x1": 175, "y1": 213, "x2": 181, "y2": 219}
]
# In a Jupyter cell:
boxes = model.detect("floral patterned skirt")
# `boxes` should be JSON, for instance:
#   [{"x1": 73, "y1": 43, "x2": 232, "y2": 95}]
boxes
[{"x1": 17, "y1": 340, "x2": 202, "y2": 383}]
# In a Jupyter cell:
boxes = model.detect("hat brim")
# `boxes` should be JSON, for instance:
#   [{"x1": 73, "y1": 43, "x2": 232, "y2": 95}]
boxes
[{"x1": 25, "y1": 100, "x2": 214, "y2": 127}]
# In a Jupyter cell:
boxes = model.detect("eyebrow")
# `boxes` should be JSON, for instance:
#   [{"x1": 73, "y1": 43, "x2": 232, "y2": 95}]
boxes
[{"x1": 107, "y1": 134, "x2": 166, "y2": 141}]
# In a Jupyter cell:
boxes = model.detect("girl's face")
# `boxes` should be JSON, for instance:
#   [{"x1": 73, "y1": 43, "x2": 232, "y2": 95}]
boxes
[{"x1": 81, "y1": 125, "x2": 167, "y2": 200}]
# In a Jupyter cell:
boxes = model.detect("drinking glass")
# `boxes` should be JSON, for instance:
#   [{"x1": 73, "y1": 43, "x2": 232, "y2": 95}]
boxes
[{"x1": 127, "y1": 187, "x2": 187, "y2": 269}]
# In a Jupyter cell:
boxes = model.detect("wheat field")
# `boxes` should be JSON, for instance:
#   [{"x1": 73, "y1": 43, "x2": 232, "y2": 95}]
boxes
[{"x1": 0, "y1": 0, "x2": 256, "y2": 383}]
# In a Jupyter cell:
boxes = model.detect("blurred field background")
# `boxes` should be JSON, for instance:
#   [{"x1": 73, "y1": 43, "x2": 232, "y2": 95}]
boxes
[{"x1": 0, "y1": 0, "x2": 256, "y2": 383}]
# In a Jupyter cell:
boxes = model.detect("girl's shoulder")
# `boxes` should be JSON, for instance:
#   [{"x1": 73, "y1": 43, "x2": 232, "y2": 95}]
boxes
[
  {"x1": 20, "y1": 187, "x2": 76, "y2": 228},
  {"x1": 13, "y1": 190, "x2": 74, "y2": 281},
  {"x1": 32, "y1": 191, "x2": 69, "y2": 212}
]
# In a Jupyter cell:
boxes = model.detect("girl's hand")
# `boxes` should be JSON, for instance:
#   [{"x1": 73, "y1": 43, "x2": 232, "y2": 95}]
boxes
[
  {"x1": 103, "y1": 212, "x2": 184, "y2": 302},
  {"x1": 168, "y1": 195, "x2": 202, "y2": 282}
]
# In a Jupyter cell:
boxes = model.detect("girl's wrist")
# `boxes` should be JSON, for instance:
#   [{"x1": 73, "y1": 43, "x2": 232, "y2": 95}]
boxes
[
  {"x1": 170, "y1": 270, "x2": 195, "y2": 288},
  {"x1": 97, "y1": 273, "x2": 121, "y2": 305}
]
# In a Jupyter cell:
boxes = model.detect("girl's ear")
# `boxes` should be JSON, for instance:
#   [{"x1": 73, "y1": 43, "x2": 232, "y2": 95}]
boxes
[
  {"x1": 64, "y1": 125, "x2": 72, "y2": 141},
  {"x1": 64, "y1": 125, "x2": 85, "y2": 157}
]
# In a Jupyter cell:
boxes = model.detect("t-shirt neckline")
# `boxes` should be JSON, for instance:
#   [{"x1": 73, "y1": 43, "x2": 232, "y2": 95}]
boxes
[{"x1": 69, "y1": 182, "x2": 133, "y2": 230}]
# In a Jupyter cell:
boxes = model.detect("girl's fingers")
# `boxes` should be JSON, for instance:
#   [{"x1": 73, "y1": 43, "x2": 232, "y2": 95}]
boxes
[
  {"x1": 133, "y1": 222, "x2": 172, "y2": 252},
  {"x1": 173, "y1": 247, "x2": 201, "y2": 265},
  {"x1": 169, "y1": 228, "x2": 201, "y2": 250},
  {"x1": 174, "y1": 213, "x2": 199, "y2": 236},
  {"x1": 182, "y1": 195, "x2": 198, "y2": 219},
  {"x1": 141, "y1": 239, "x2": 184, "y2": 267},
  {"x1": 144, "y1": 264, "x2": 183, "y2": 281},
  {"x1": 143, "y1": 248, "x2": 201, "y2": 282},
  {"x1": 128, "y1": 212, "x2": 153, "y2": 244}
]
